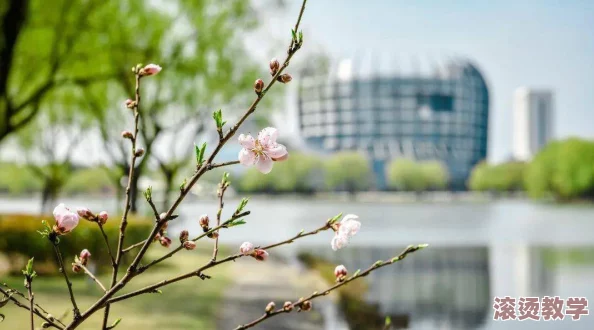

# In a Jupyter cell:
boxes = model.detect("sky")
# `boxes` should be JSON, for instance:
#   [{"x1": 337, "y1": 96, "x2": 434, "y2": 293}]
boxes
[{"x1": 272, "y1": 0, "x2": 594, "y2": 162}]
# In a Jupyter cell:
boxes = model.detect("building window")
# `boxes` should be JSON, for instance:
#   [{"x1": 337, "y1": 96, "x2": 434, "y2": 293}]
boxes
[{"x1": 416, "y1": 93, "x2": 454, "y2": 112}]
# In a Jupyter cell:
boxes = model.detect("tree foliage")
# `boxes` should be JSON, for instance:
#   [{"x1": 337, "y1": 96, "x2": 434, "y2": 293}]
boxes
[
  {"x1": 468, "y1": 161, "x2": 526, "y2": 193},
  {"x1": 387, "y1": 158, "x2": 449, "y2": 191},
  {"x1": 324, "y1": 152, "x2": 372, "y2": 193}
]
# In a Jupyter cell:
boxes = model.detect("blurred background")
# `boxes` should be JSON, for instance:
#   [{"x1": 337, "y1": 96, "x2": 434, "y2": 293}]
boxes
[{"x1": 1, "y1": 0, "x2": 593, "y2": 329}]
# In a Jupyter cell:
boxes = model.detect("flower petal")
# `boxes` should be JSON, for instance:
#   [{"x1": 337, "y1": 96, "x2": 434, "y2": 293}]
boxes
[
  {"x1": 258, "y1": 127, "x2": 278, "y2": 146},
  {"x1": 238, "y1": 134, "x2": 256, "y2": 149},
  {"x1": 256, "y1": 155, "x2": 274, "y2": 174},
  {"x1": 340, "y1": 214, "x2": 361, "y2": 236},
  {"x1": 266, "y1": 143, "x2": 287, "y2": 159},
  {"x1": 331, "y1": 234, "x2": 349, "y2": 251},
  {"x1": 53, "y1": 203, "x2": 68, "y2": 218},
  {"x1": 238, "y1": 148, "x2": 256, "y2": 166}
]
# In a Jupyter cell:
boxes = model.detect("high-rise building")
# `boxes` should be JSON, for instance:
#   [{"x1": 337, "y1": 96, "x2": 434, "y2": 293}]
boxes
[
  {"x1": 297, "y1": 57, "x2": 490, "y2": 190},
  {"x1": 513, "y1": 88, "x2": 554, "y2": 161}
]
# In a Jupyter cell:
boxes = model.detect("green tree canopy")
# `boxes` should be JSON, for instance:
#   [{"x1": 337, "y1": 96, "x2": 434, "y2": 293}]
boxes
[{"x1": 324, "y1": 152, "x2": 372, "y2": 193}]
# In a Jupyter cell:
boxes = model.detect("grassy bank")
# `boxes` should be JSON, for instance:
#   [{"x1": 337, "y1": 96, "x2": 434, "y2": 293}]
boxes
[{"x1": 1, "y1": 246, "x2": 230, "y2": 329}]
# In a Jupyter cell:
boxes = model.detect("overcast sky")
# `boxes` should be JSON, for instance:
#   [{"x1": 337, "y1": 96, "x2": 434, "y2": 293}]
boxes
[{"x1": 273, "y1": 0, "x2": 594, "y2": 162}]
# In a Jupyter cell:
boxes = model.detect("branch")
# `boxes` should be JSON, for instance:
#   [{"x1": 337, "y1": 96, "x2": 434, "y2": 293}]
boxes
[
  {"x1": 97, "y1": 223, "x2": 115, "y2": 267},
  {"x1": 136, "y1": 211, "x2": 250, "y2": 274},
  {"x1": 235, "y1": 244, "x2": 428, "y2": 330},
  {"x1": 211, "y1": 176, "x2": 229, "y2": 262},
  {"x1": 110, "y1": 221, "x2": 328, "y2": 304},
  {"x1": 0, "y1": 287, "x2": 64, "y2": 329},
  {"x1": 122, "y1": 240, "x2": 147, "y2": 254},
  {"x1": 0, "y1": 283, "x2": 67, "y2": 327},
  {"x1": 26, "y1": 277, "x2": 34, "y2": 330},
  {"x1": 51, "y1": 241, "x2": 80, "y2": 319},
  {"x1": 103, "y1": 71, "x2": 143, "y2": 329},
  {"x1": 75, "y1": 263, "x2": 107, "y2": 292},
  {"x1": 209, "y1": 160, "x2": 240, "y2": 170}
]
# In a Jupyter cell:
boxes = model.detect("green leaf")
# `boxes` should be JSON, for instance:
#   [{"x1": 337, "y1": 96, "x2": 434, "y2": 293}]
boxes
[
  {"x1": 235, "y1": 197, "x2": 249, "y2": 214},
  {"x1": 143, "y1": 186, "x2": 152, "y2": 201},
  {"x1": 291, "y1": 29, "x2": 297, "y2": 41},
  {"x1": 108, "y1": 318, "x2": 122, "y2": 329},
  {"x1": 352, "y1": 269, "x2": 360, "y2": 277},
  {"x1": 298, "y1": 30, "x2": 303, "y2": 43},
  {"x1": 228, "y1": 219, "x2": 246, "y2": 227},
  {"x1": 328, "y1": 212, "x2": 343, "y2": 224},
  {"x1": 385, "y1": 316, "x2": 391, "y2": 326},
  {"x1": 195, "y1": 142, "x2": 207, "y2": 166},
  {"x1": 212, "y1": 109, "x2": 224, "y2": 129}
]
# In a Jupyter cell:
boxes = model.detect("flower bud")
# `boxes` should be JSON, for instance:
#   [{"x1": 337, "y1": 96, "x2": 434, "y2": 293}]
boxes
[
  {"x1": 135, "y1": 148, "x2": 145, "y2": 157},
  {"x1": 140, "y1": 63, "x2": 162, "y2": 76},
  {"x1": 125, "y1": 99, "x2": 136, "y2": 109},
  {"x1": 253, "y1": 249, "x2": 269, "y2": 261},
  {"x1": 254, "y1": 79, "x2": 264, "y2": 94},
  {"x1": 79, "y1": 249, "x2": 91, "y2": 266},
  {"x1": 269, "y1": 58, "x2": 280, "y2": 76},
  {"x1": 283, "y1": 301, "x2": 293, "y2": 312},
  {"x1": 334, "y1": 264, "x2": 348, "y2": 282},
  {"x1": 179, "y1": 230, "x2": 189, "y2": 243},
  {"x1": 183, "y1": 241, "x2": 196, "y2": 250},
  {"x1": 160, "y1": 220, "x2": 169, "y2": 231},
  {"x1": 265, "y1": 301, "x2": 276, "y2": 314},
  {"x1": 300, "y1": 300, "x2": 312, "y2": 312},
  {"x1": 199, "y1": 214, "x2": 209, "y2": 229},
  {"x1": 207, "y1": 231, "x2": 219, "y2": 239},
  {"x1": 121, "y1": 131, "x2": 134, "y2": 139},
  {"x1": 53, "y1": 203, "x2": 79, "y2": 235},
  {"x1": 72, "y1": 264, "x2": 82, "y2": 273},
  {"x1": 159, "y1": 236, "x2": 172, "y2": 248},
  {"x1": 77, "y1": 207, "x2": 94, "y2": 221},
  {"x1": 97, "y1": 211, "x2": 108, "y2": 225},
  {"x1": 239, "y1": 242, "x2": 254, "y2": 255},
  {"x1": 277, "y1": 73, "x2": 292, "y2": 84}
]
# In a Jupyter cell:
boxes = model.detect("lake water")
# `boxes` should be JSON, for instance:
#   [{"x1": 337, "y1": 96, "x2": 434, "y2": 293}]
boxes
[{"x1": 2, "y1": 196, "x2": 594, "y2": 329}]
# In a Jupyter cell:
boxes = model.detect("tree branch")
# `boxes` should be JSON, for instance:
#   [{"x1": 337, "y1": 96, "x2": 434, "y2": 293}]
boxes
[
  {"x1": 75, "y1": 263, "x2": 107, "y2": 292},
  {"x1": 97, "y1": 223, "x2": 116, "y2": 267},
  {"x1": 0, "y1": 287, "x2": 64, "y2": 329},
  {"x1": 235, "y1": 244, "x2": 428, "y2": 330},
  {"x1": 51, "y1": 241, "x2": 80, "y2": 319}
]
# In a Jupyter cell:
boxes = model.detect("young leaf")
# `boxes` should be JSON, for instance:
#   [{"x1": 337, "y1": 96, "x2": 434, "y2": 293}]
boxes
[
  {"x1": 328, "y1": 212, "x2": 343, "y2": 224},
  {"x1": 108, "y1": 318, "x2": 122, "y2": 329},
  {"x1": 235, "y1": 197, "x2": 249, "y2": 214},
  {"x1": 352, "y1": 269, "x2": 361, "y2": 277}
]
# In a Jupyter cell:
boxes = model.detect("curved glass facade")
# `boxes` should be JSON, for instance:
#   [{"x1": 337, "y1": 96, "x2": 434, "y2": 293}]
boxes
[{"x1": 298, "y1": 60, "x2": 489, "y2": 189}]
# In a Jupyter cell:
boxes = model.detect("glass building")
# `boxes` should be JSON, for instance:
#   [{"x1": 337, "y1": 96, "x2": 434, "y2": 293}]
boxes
[{"x1": 297, "y1": 58, "x2": 489, "y2": 190}]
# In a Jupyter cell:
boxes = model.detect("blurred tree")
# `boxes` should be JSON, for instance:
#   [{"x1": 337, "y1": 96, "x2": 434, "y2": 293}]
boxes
[
  {"x1": 421, "y1": 160, "x2": 449, "y2": 190},
  {"x1": 468, "y1": 161, "x2": 526, "y2": 193},
  {"x1": 0, "y1": 0, "x2": 117, "y2": 142},
  {"x1": 525, "y1": 138, "x2": 594, "y2": 200},
  {"x1": 0, "y1": 162, "x2": 42, "y2": 195},
  {"x1": 387, "y1": 158, "x2": 427, "y2": 192},
  {"x1": 325, "y1": 152, "x2": 372, "y2": 193}
]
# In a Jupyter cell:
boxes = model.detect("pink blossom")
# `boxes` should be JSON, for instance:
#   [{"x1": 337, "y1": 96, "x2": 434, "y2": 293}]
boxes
[
  {"x1": 239, "y1": 242, "x2": 254, "y2": 255},
  {"x1": 142, "y1": 64, "x2": 162, "y2": 76},
  {"x1": 334, "y1": 265, "x2": 348, "y2": 279},
  {"x1": 53, "y1": 203, "x2": 79, "y2": 235},
  {"x1": 124, "y1": 99, "x2": 135, "y2": 109},
  {"x1": 331, "y1": 214, "x2": 361, "y2": 251},
  {"x1": 77, "y1": 207, "x2": 94, "y2": 221},
  {"x1": 98, "y1": 211, "x2": 108, "y2": 225},
  {"x1": 199, "y1": 214, "x2": 210, "y2": 229},
  {"x1": 159, "y1": 236, "x2": 172, "y2": 248},
  {"x1": 253, "y1": 249, "x2": 269, "y2": 261},
  {"x1": 238, "y1": 127, "x2": 288, "y2": 174}
]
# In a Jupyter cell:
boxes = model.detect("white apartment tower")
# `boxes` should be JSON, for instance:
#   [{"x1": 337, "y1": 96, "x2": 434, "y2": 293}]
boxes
[{"x1": 513, "y1": 88, "x2": 554, "y2": 161}]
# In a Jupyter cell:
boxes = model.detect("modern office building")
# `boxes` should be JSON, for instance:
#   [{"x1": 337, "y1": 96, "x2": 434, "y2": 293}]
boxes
[
  {"x1": 297, "y1": 57, "x2": 490, "y2": 189},
  {"x1": 512, "y1": 88, "x2": 554, "y2": 161}
]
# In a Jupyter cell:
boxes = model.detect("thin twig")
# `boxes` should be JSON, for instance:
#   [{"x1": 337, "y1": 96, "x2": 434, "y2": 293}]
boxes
[
  {"x1": 235, "y1": 244, "x2": 427, "y2": 330},
  {"x1": 211, "y1": 178, "x2": 229, "y2": 262},
  {"x1": 26, "y1": 277, "x2": 34, "y2": 330},
  {"x1": 122, "y1": 240, "x2": 147, "y2": 254},
  {"x1": 52, "y1": 242, "x2": 80, "y2": 319},
  {"x1": 0, "y1": 283, "x2": 67, "y2": 327},
  {"x1": 109, "y1": 221, "x2": 328, "y2": 304},
  {"x1": 76, "y1": 263, "x2": 107, "y2": 292},
  {"x1": 0, "y1": 287, "x2": 64, "y2": 329},
  {"x1": 136, "y1": 211, "x2": 250, "y2": 274},
  {"x1": 103, "y1": 72, "x2": 143, "y2": 330},
  {"x1": 97, "y1": 223, "x2": 115, "y2": 267},
  {"x1": 209, "y1": 160, "x2": 240, "y2": 170}
]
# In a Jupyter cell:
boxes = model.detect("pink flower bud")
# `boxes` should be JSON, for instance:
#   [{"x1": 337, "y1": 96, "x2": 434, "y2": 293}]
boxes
[
  {"x1": 239, "y1": 242, "x2": 254, "y2": 255},
  {"x1": 72, "y1": 264, "x2": 82, "y2": 273},
  {"x1": 183, "y1": 241, "x2": 196, "y2": 250},
  {"x1": 283, "y1": 301, "x2": 293, "y2": 312},
  {"x1": 159, "y1": 236, "x2": 172, "y2": 248},
  {"x1": 254, "y1": 79, "x2": 264, "y2": 94},
  {"x1": 179, "y1": 230, "x2": 189, "y2": 243},
  {"x1": 207, "y1": 231, "x2": 219, "y2": 239},
  {"x1": 269, "y1": 58, "x2": 280, "y2": 76},
  {"x1": 76, "y1": 207, "x2": 94, "y2": 221},
  {"x1": 265, "y1": 302, "x2": 276, "y2": 313},
  {"x1": 97, "y1": 211, "x2": 108, "y2": 225},
  {"x1": 79, "y1": 249, "x2": 91, "y2": 266},
  {"x1": 53, "y1": 203, "x2": 79, "y2": 235},
  {"x1": 121, "y1": 131, "x2": 133, "y2": 139},
  {"x1": 160, "y1": 220, "x2": 169, "y2": 230},
  {"x1": 125, "y1": 99, "x2": 135, "y2": 109},
  {"x1": 253, "y1": 249, "x2": 269, "y2": 262},
  {"x1": 300, "y1": 300, "x2": 312, "y2": 312},
  {"x1": 334, "y1": 264, "x2": 348, "y2": 282},
  {"x1": 135, "y1": 148, "x2": 145, "y2": 157},
  {"x1": 153, "y1": 233, "x2": 162, "y2": 241},
  {"x1": 199, "y1": 214, "x2": 209, "y2": 229},
  {"x1": 277, "y1": 73, "x2": 292, "y2": 84},
  {"x1": 141, "y1": 63, "x2": 162, "y2": 76}
]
